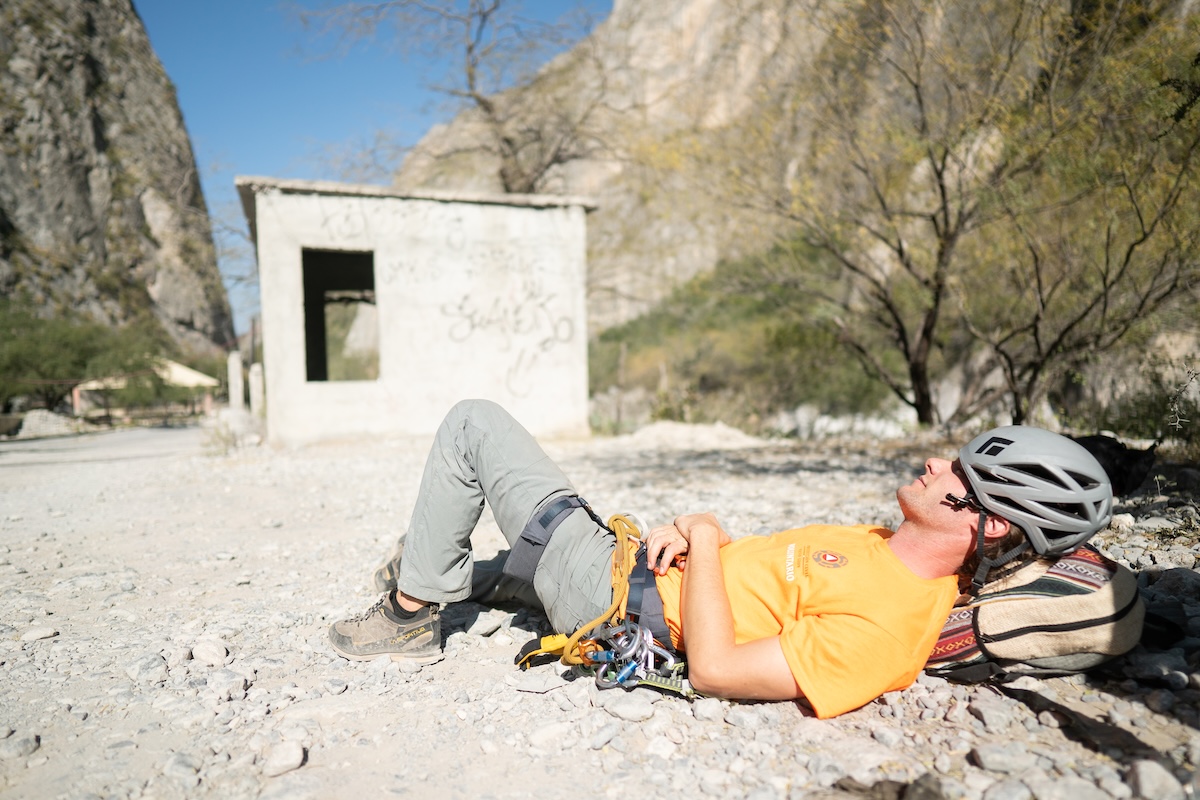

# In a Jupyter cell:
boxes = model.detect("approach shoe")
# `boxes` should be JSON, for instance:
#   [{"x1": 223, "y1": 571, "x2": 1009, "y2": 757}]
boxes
[
  {"x1": 328, "y1": 592, "x2": 442, "y2": 664},
  {"x1": 372, "y1": 535, "x2": 406, "y2": 593}
]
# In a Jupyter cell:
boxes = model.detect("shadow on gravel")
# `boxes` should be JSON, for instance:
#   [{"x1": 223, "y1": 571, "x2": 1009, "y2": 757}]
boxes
[
  {"x1": 582, "y1": 449, "x2": 918, "y2": 482},
  {"x1": 1000, "y1": 685, "x2": 1181, "y2": 773}
]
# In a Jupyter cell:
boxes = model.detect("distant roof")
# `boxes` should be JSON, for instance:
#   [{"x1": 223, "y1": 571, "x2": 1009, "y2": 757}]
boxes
[
  {"x1": 235, "y1": 175, "x2": 597, "y2": 245},
  {"x1": 76, "y1": 359, "x2": 220, "y2": 392}
]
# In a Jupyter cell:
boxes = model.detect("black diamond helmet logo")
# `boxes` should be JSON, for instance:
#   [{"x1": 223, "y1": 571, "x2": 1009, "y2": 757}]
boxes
[{"x1": 976, "y1": 436, "x2": 1014, "y2": 457}]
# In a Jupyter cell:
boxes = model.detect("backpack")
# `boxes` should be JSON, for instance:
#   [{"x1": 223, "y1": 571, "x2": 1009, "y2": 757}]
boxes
[{"x1": 925, "y1": 544, "x2": 1145, "y2": 683}]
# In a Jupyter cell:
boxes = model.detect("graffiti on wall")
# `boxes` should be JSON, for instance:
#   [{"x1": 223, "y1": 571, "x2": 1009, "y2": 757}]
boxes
[{"x1": 440, "y1": 278, "x2": 574, "y2": 396}]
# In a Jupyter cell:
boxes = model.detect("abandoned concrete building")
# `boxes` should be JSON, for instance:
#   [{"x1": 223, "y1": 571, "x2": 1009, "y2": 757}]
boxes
[{"x1": 236, "y1": 177, "x2": 594, "y2": 446}]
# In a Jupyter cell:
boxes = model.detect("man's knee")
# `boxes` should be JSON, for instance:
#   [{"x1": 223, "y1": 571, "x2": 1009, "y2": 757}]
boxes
[
  {"x1": 450, "y1": 398, "x2": 502, "y2": 416},
  {"x1": 446, "y1": 399, "x2": 512, "y2": 430}
]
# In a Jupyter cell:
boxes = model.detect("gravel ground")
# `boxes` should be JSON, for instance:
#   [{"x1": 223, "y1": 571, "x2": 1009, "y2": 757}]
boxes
[{"x1": 1, "y1": 418, "x2": 1199, "y2": 799}]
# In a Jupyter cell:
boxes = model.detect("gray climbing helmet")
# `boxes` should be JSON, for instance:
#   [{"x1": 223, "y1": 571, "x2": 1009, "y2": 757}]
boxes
[{"x1": 959, "y1": 426, "x2": 1113, "y2": 557}]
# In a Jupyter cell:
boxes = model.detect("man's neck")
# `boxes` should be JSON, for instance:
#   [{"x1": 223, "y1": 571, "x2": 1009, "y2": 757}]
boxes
[{"x1": 887, "y1": 524, "x2": 964, "y2": 581}]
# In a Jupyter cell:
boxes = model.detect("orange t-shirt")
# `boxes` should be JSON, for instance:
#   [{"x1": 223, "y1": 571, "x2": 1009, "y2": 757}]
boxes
[{"x1": 655, "y1": 524, "x2": 959, "y2": 718}]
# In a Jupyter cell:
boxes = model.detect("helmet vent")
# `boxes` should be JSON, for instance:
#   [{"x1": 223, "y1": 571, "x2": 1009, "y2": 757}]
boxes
[
  {"x1": 974, "y1": 468, "x2": 1014, "y2": 485},
  {"x1": 1009, "y1": 463, "x2": 1068, "y2": 489},
  {"x1": 991, "y1": 495, "x2": 1024, "y2": 515},
  {"x1": 1043, "y1": 501, "x2": 1087, "y2": 520},
  {"x1": 1065, "y1": 470, "x2": 1102, "y2": 490}
]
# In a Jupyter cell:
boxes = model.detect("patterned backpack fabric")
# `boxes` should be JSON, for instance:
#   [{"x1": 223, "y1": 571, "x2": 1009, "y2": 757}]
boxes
[{"x1": 926, "y1": 544, "x2": 1145, "y2": 683}]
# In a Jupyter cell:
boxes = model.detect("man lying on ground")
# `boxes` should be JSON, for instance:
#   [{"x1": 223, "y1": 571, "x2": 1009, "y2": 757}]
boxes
[{"x1": 328, "y1": 400, "x2": 1112, "y2": 718}]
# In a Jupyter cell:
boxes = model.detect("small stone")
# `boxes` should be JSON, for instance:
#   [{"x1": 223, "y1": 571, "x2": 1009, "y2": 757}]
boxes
[
  {"x1": 510, "y1": 671, "x2": 565, "y2": 694},
  {"x1": 969, "y1": 698, "x2": 1014, "y2": 733},
  {"x1": 699, "y1": 768, "x2": 730, "y2": 795},
  {"x1": 1125, "y1": 651, "x2": 1189, "y2": 682},
  {"x1": 972, "y1": 742, "x2": 1037, "y2": 773},
  {"x1": 589, "y1": 722, "x2": 620, "y2": 750},
  {"x1": 605, "y1": 693, "x2": 655, "y2": 722},
  {"x1": 645, "y1": 735, "x2": 677, "y2": 759},
  {"x1": 1152, "y1": 569, "x2": 1200, "y2": 602},
  {"x1": 1146, "y1": 689, "x2": 1176, "y2": 713},
  {"x1": 468, "y1": 615, "x2": 503, "y2": 637},
  {"x1": 1126, "y1": 759, "x2": 1185, "y2": 800},
  {"x1": 528, "y1": 720, "x2": 575, "y2": 750},
  {"x1": 982, "y1": 779, "x2": 1032, "y2": 800},
  {"x1": 172, "y1": 706, "x2": 217, "y2": 730},
  {"x1": 1110, "y1": 514, "x2": 1136, "y2": 533},
  {"x1": 808, "y1": 752, "x2": 848, "y2": 786},
  {"x1": 692, "y1": 697, "x2": 724, "y2": 722},
  {"x1": 397, "y1": 658, "x2": 433, "y2": 674},
  {"x1": 724, "y1": 706, "x2": 760, "y2": 728},
  {"x1": 163, "y1": 751, "x2": 202, "y2": 779},
  {"x1": 125, "y1": 653, "x2": 168, "y2": 683},
  {"x1": 1026, "y1": 776, "x2": 1110, "y2": 800},
  {"x1": 1037, "y1": 710, "x2": 1060, "y2": 728},
  {"x1": 19, "y1": 627, "x2": 58, "y2": 642},
  {"x1": 192, "y1": 640, "x2": 229, "y2": 667},
  {"x1": 0, "y1": 733, "x2": 40, "y2": 760},
  {"x1": 207, "y1": 669, "x2": 248, "y2": 701},
  {"x1": 872, "y1": 727, "x2": 904, "y2": 748},
  {"x1": 323, "y1": 678, "x2": 348, "y2": 695},
  {"x1": 261, "y1": 741, "x2": 306, "y2": 777}
]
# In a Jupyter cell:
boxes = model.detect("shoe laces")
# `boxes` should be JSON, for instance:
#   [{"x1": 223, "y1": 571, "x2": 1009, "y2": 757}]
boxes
[{"x1": 347, "y1": 593, "x2": 390, "y2": 623}]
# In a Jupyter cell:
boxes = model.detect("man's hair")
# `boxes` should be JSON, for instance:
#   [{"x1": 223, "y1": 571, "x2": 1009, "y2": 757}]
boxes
[{"x1": 956, "y1": 525, "x2": 1044, "y2": 592}]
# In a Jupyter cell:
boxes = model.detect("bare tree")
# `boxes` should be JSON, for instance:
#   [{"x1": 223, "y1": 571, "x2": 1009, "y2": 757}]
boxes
[
  {"x1": 716, "y1": 0, "x2": 1200, "y2": 426},
  {"x1": 956, "y1": 28, "x2": 1200, "y2": 423},
  {"x1": 294, "y1": 0, "x2": 613, "y2": 194}
]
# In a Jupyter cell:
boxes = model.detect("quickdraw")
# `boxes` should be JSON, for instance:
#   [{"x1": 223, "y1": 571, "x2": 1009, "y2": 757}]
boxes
[
  {"x1": 579, "y1": 619, "x2": 696, "y2": 699},
  {"x1": 514, "y1": 512, "x2": 698, "y2": 700}
]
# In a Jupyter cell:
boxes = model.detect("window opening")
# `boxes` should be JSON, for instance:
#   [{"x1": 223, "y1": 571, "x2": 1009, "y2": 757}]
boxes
[{"x1": 302, "y1": 249, "x2": 379, "y2": 382}]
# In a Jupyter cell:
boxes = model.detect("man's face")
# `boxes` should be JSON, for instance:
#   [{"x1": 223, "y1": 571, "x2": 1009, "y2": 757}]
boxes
[{"x1": 896, "y1": 457, "x2": 977, "y2": 533}]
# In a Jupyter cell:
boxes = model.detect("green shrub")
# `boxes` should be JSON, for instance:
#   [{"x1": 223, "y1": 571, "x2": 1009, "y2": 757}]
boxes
[{"x1": 590, "y1": 255, "x2": 891, "y2": 431}]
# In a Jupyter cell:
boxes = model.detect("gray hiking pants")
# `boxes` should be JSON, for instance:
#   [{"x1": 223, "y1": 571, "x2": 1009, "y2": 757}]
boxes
[{"x1": 397, "y1": 399, "x2": 616, "y2": 635}]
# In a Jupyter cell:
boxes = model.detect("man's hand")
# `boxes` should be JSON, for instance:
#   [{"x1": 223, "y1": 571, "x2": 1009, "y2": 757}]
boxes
[{"x1": 644, "y1": 513, "x2": 731, "y2": 575}]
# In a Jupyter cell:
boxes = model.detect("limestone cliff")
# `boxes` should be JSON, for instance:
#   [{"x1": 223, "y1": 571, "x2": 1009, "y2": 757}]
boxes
[
  {"x1": 395, "y1": 0, "x2": 812, "y2": 330},
  {"x1": 0, "y1": 0, "x2": 234, "y2": 354}
]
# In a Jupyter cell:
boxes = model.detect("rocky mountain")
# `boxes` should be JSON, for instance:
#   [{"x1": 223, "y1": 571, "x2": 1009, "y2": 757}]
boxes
[
  {"x1": 395, "y1": 0, "x2": 816, "y2": 330},
  {"x1": 0, "y1": 0, "x2": 234, "y2": 354},
  {"x1": 395, "y1": 0, "x2": 1200, "y2": 383}
]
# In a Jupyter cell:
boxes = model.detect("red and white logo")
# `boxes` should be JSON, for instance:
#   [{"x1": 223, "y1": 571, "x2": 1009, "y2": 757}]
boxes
[{"x1": 812, "y1": 550, "x2": 848, "y2": 568}]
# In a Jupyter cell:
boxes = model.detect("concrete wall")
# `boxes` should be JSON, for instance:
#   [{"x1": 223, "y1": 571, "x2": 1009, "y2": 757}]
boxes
[{"x1": 240, "y1": 179, "x2": 591, "y2": 446}]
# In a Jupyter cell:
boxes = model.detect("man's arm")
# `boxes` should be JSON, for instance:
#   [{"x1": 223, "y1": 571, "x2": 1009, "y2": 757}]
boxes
[{"x1": 655, "y1": 514, "x2": 802, "y2": 701}]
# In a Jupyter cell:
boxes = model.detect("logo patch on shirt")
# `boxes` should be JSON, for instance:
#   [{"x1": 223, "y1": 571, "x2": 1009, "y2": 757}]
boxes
[{"x1": 813, "y1": 550, "x2": 848, "y2": 568}]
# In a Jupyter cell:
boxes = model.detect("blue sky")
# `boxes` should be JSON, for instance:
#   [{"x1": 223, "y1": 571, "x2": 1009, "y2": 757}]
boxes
[{"x1": 133, "y1": 0, "x2": 612, "y2": 335}]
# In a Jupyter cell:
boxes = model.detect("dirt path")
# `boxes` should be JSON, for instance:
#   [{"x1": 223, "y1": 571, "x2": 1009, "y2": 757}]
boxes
[{"x1": 0, "y1": 421, "x2": 1197, "y2": 799}]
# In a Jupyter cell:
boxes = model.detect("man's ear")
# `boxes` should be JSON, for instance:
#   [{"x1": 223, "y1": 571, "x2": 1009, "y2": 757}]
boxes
[{"x1": 982, "y1": 514, "x2": 1012, "y2": 541}]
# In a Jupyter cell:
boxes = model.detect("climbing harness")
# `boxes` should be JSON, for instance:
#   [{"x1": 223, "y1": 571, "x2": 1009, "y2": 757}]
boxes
[
  {"x1": 503, "y1": 495, "x2": 610, "y2": 584},
  {"x1": 515, "y1": 512, "x2": 698, "y2": 699}
]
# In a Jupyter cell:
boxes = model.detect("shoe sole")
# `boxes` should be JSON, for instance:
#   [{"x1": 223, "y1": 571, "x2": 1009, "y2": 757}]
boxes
[{"x1": 330, "y1": 640, "x2": 444, "y2": 665}]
